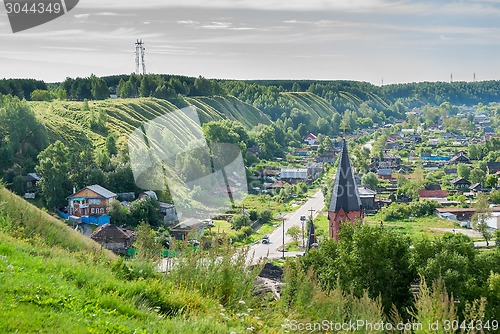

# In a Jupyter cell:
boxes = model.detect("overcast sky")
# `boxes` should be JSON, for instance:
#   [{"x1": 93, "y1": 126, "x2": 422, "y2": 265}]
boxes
[{"x1": 1, "y1": 0, "x2": 500, "y2": 84}]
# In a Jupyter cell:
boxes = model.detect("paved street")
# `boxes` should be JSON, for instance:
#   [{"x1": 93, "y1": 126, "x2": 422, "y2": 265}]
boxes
[{"x1": 247, "y1": 190, "x2": 325, "y2": 263}]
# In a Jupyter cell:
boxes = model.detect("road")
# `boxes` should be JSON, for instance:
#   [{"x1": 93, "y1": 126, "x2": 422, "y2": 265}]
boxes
[{"x1": 247, "y1": 190, "x2": 325, "y2": 263}]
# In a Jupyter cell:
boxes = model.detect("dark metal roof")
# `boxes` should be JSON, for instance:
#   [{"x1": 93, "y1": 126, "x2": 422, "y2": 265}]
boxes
[{"x1": 329, "y1": 140, "x2": 362, "y2": 213}]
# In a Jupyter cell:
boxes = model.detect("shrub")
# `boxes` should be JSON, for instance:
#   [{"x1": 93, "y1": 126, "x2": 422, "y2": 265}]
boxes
[
  {"x1": 259, "y1": 209, "x2": 272, "y2": 223},
  {"x1": 231, "y1": 214, "x2": 251, "y2": 230}
]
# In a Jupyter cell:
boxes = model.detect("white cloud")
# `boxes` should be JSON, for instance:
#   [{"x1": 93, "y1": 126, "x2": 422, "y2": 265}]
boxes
[{"x1": 74, "y1": 14, "x2": 91, "y2": 19}]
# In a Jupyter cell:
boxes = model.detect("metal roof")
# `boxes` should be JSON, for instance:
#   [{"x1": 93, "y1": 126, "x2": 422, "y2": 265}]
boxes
[{"x1": 329, "y1": 140, "x2": 362, "y2": 213}]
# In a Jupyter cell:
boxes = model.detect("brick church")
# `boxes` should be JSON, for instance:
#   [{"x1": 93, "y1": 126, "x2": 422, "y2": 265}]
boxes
[{"x1": 328, "y1": 139, "x2": 364, "y2": 240}]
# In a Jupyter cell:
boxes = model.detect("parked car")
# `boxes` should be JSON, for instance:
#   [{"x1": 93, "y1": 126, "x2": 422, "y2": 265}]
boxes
[
  {"x1": 262, "y1": 236, "x2": 270, "y2": 244},
  {"x1": 300, "y1": 215, "x2": 306, "y2": 221}
]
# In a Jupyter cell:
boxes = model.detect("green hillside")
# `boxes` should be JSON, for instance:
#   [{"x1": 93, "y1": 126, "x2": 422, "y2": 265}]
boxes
[
  {"x1": 0, "y1": 187, "x2": 113, "y2": 255},
  {"x1": 30, "y1": 96, "x2": 270, "y2": 150},
  {"x1": 281, "y1": 92, "x2": 339, "y2": 122},
  {"x1": 0, "y1": 186, "x2": 264, "y2": 333}
]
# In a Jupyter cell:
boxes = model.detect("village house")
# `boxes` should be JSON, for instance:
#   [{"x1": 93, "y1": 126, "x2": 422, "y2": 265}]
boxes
[
  {"x1": 90, "y1": 224, "x2": 134, "y2": 255},
  {"x1": 436, "y1": 207, "x2": 500, "y2": 222},
  {"x1": 377, "y1": 168, "x2": 393, "y2": 180},
  {"x1": 448, "y1": 151, "x2": 471, "y2": 165},
  {"x1": 358, "y1": 187, "x2": 377, "y2": 211},
  {"x1": 304, "y1": 133, "x2": 317, "y2": 145},
  {"x1": 23, "y1": 173, "x2": 40, "y2": 192},
  {"x1": 294, "y1": 148, "x2": 309, "y2": 157},
  {"x1": 170, "y1": 218, "x2": 205, "y2": 241},
  {"x1": 473, "y1": 114, "x2": 488, "y2": 124},
  {"x1": 469, "y1": 183, "x2": 490, "y2": 193},
  {"x1": 487, "y1": 162, "x2": 500, "y2": 175},
  {"x1": 280, "y1": 168, "x2": 308, "y2": 184},
  {"x1": 385, "y1": 137, "x2": 399, "y2": 150},
  {"x1": 371, "y1": 152, "x2": 402, "y2": 170},
  {"x1": 417, "y1": 190, "x2": 455, "y2": 206},
  {"x1": 159, "y1": 203, "x2": 178, "y2": 224},
  {"x1": 67, "y1": 185, "x2": 117, "y2": 217},
  {"x1": 450, "y1": 177, "x2": 471, "y2": 191},
  {"x1": 267, "y1": 180, "x2": 288, "y2": 194}
]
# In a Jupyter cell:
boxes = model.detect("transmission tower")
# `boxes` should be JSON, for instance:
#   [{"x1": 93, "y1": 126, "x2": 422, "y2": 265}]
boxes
[{"x1": 135, "y1": 39, "x2": 146, "y2": 75}]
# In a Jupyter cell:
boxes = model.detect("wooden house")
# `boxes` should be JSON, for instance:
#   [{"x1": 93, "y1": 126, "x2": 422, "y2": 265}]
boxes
[
  {"x1": 67, "y1": 185, "x2": 117, "y2": 217},
  {"x1": 91, "y1": 224, "x2": 134, "y2": 255}
]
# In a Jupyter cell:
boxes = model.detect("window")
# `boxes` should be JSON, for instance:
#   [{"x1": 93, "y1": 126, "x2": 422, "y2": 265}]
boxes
[
  {"x1": 91, "y1": 208, "x2": 95, "y2": 214},
  {"x1": 100, "y1": 208, "x2": 104, "y2": 214},
  {"x1": 89, "y1": 199, "x2": 101, "y2": 205}
]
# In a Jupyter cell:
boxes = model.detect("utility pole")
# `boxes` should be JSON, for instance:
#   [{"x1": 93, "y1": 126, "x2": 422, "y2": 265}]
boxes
[{"x1": 282, "y1": 216, "x2": 285, "y2": 259}]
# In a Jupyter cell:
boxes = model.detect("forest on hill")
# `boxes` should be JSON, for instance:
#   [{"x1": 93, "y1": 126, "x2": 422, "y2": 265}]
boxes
[{"x1": 4, "y1": 75, "x2": 500, "y2": 111}]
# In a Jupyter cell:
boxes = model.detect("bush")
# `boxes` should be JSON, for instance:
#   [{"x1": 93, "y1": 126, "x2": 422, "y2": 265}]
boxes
[
  {"x1": 491, "y1": 190, "x2": 500, "y2": 204},
  {"x1": 380, "y1": 203, "x2": 411, "y2": 221},
  {"x1": 249, "y1": 209, "x2": 259, "y2": 221},
  {"x1": 381, "y1": 201, "x2": 440, "y2": 221},
  {"x1": 231, "y1": 214, "x2": 251, "y2": 230},
  {"x1": 30, "y1": 89, "x2": 53, "y2": 101},
  {"x1": 259, "y1": 209, "x2": 272, "y2": 223},
  {"x1": 232, "y1": 226, "x2": 253, "y2": 243}
]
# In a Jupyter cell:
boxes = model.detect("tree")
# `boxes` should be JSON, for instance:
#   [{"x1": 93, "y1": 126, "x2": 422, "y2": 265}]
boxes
[
  {"x1": 129, "y1": 197, "x2": 163, "y2": 228},
  {"x1": 490, "y1": 190, "x2": 500, "y2": 204},
  {"x1": 361, "y1": 172, "x2": 379, "y2": 190},
  {"x1": 301, "y1": 223, "x2": 414, "y2": 312},
  {"x1": 0, "y1": 96, "x2": 48, "y2": 175},
  {"x1": 53, "y1": 88, "x2": 67, "y2": 100},
  {"x1": 457, "y1": 163, "x2": 471, "y2": 180},
  {"x1": 471, "y1": 193, "x2": 493, "y2": 246},
  {"x1": 259, "y1": 210, "x2": 272, "y2": 223},
  {"x1": 134, "y1": 222, "x2": 162, "y2": 261},
  {"x1": 485, "y1": 174, "x2": 498, "y2": 189},
  {"x1": 331, "y1": 113, "x2": 341, "y2": 135},
  {"x1": 231, "y1": 214, "x2": 251, "y2": 230},
  {"x1": 470, "y1": 168, "x2": 486, "y2": 185},
  {"x1": 289, "y1": 108, "x2": 310, "y2": 129},
  {"x1": 108, "y1": 200, "x2": 131, "y2": 226},
  {"x1": 468, "y1": 143, "x2": 482, "y2": 160},
  {"x1": 90, "y1": 75, "x2": 109, "y2": 100},
  {"x1": 35, "y1": 141, "x2": 72, "y2": 208},
  {"x1": 287, "y1": 226, "x2": 301, "y2": 245},
  {"x1": 254, "y1": 125, "x2": 282, "y2": 159},
  {"x1": 316, "y1": 118, "x2": 331, "y2": 135},
  {"x1": 30, "y1": 89, "x2": 53, "y2": 101},
  {"x1": 291, "y1": 82, "x2": 301, "y2": 92},
  {"x1": 117, "y1": 79, "x2": 135, "y2": 98},
  {"x1": 82, "y1": 99, "x2": 90, "y2": 111},
  {"x1": 105, "y1": 133, "x2": 118, "y2": 156},
  {"x1": 139, "y1": 75, "x2": 157, "y2": 97}
]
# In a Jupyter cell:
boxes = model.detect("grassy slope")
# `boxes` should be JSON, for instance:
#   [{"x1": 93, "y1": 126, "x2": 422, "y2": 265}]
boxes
[
  {"x1": 0, "y1": 188, "x2": 265, "y2": 333},
  {"x1": 0, "y1": 187, "x2": 114, "y2": 255},
  {"x1": 31, "y1": 96, "x2": 270, "y2": 150},
  {"x1": 281, "y1": 92, "x2": 339, "y2": 123}
]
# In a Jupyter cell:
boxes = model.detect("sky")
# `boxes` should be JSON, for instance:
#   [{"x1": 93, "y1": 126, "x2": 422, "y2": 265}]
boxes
[{"x1": 1, "y1": 0, "x2": 500, "y2": 84}]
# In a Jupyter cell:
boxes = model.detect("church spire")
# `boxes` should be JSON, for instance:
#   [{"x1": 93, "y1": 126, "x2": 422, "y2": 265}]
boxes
[{"x1": 328, "y1": 139, "x2": 363, "y2": 240}]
